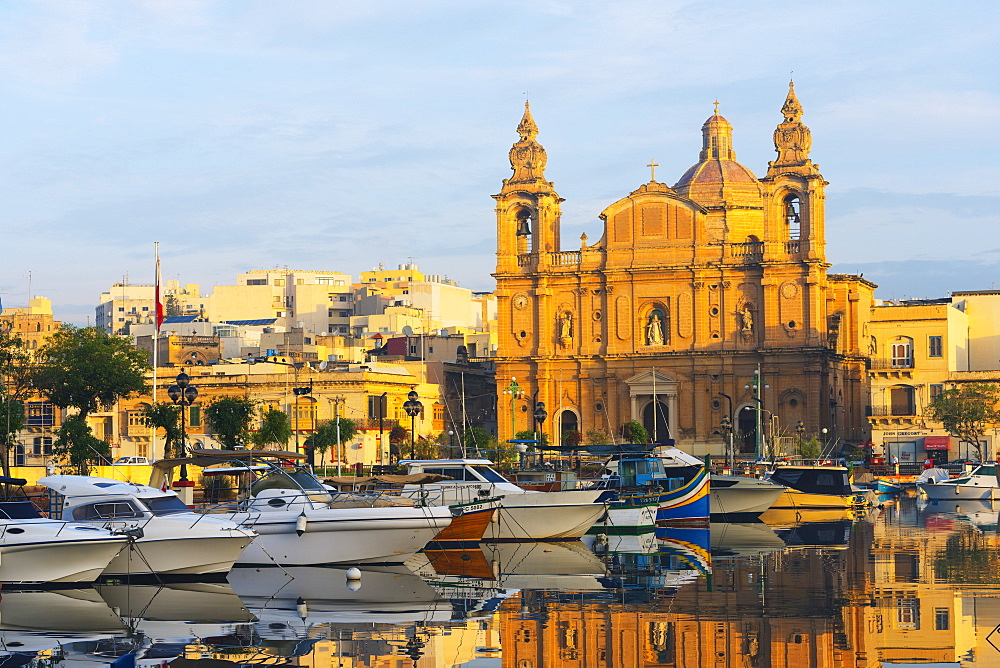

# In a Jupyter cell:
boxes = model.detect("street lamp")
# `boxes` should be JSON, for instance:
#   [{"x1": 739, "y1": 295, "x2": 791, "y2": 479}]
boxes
[
  {"x1": 533, "y1": 400, "x2": 547, "y2": 464},
  {"x1": 719, "y1": 414, "x2": 733, "y2": 469},
  {"x1": 501, "y1": 378, "x2": 524, "y2": 442},
  {"x1": 292, "y1": 380, "x2": 313, "y2": 465},
  {"x1": 795, "y1": 420, "x2": 805, "y2": 458},
  {"x1": 744, "y1": 368, "x2": 769, "y2": 459},
  {"x1": 403, "y1": 389, "x2": 422, "y2": 460},
  {"x1": 166, "y1": 371, "x2": 198, "y2": 482}
]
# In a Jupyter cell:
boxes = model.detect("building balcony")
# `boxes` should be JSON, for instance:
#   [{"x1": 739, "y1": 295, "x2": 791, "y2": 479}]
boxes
[
  {"x1": 867, "y1": 404, "x2": 917, "y2": 418},
  {"x1": 729, "y1": 241, "x2": 763, "y2": 263},
  {"x1": 869, "y1": 358, "x2": 914, "y2": 370}
]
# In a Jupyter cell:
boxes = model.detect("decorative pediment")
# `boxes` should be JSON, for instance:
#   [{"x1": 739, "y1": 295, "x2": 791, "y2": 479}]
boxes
[{"x1": 623, "y1": 369, "x2": 679, "y2": 397}]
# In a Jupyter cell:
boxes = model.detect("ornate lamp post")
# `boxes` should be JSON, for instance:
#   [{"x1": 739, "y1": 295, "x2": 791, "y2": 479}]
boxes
[
  {"x1": 743, "y1": 367, "x2": 769, "y2": 459},
  {"x1": 166, "y1": 371, "x2": 198, "y2": 483},
  {"x1": 403, "y1": 389, "x2": 422, "y2": 460},
  {"x1": 292, "y1": 380, "x2": 313, "y2": 465},
  {"x1": 501, "y1": 378, "x2": 523, "y2": 443},
  {"x1": 795, "y1": 420, "x2": 805, "y2": 457},
  {"x1": 533, "y1": 400, "x2": 547, "y2": 464},
  {"x1": 719, "y1": 414, "x2": 733, "y2": 469}
]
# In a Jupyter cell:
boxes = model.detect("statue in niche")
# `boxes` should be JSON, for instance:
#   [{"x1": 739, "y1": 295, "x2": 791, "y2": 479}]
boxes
[
  {"x1": 558, "y1": 311, "x2": 573, "y2": 347},
  {"x1": 740, "y1": 303, "x2": 754, "y2": 332},
  {"x1": 646, "y1": 311, "x2": 664, "y2": 346}
]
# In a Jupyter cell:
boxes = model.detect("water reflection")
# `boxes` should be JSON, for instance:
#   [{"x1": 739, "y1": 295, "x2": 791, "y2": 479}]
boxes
[{"x1": 11, "y1": 497, "x2": 1000, "y2": 665}]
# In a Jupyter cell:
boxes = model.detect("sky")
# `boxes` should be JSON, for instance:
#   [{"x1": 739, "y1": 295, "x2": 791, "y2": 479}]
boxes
[{"x1": 1, "y1": 0, "x2": 998, "y2": 325}]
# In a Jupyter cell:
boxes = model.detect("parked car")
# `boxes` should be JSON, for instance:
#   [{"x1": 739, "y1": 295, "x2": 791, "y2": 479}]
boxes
[
  {"x1": 113, "y1": 456, "x2": 151, "y2": 465},
  {"x1": 943, "y1": 458, "x2": 979, "y2": 472}
]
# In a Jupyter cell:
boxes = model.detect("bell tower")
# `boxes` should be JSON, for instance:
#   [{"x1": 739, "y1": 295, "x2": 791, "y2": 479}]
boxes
[
  {"x1": 494, "y1": 102, "x2": 563, "y2": 274},
  {"x1": 761, "y1": 81, "x2": 827, "y2": 263}
]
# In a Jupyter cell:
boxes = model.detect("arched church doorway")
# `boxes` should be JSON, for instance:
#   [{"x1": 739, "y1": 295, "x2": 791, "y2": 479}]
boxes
[
  {"x1": 737, "y1": 407, "x2": 758, "y2": 454},
  {"x1": 642, "y1": 401, "x2": 670, "y2": 444},
  {"x1": 559, "y1": 410, "x2": 579, "y2": 445}
]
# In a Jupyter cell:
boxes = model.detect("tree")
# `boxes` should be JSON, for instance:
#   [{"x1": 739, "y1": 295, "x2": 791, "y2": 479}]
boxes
[
  {"x1": 462, "y1": 427, "x2": 494, "y2": 457},
  {"x1": 798, "y1": 435, "x2": 822, "y2": 460},
  {"x1": 252, "y1": 408, "x2": 293, "y2": 450},
  {"x1": 585, "y1": 428, "x2": 610, "y2": 446},
  {"x1": 621, "y1": 420, "x2": 650, "y2": 444},
  {"x1": 925, "y1": 383, "x2": 1000, "y2": 461},
  {"x1": 305, "y1": 417, "x2": 357, "y2": 472},
  {"x1": 563, "y1": 430, "x2": 583, "y2": 447},
  {"x1": 0, "y1": 330, "x2": 36, "y2": 476},
  {"x1": 34, "y1": 327, "x2": 149, "y2": 474},
  {"x1": 142, "y1": 402, "x2": 183, "y2": 459},
  {"x1": 53, "y1": 414, "x2": 111, "y2": 475},
  {"x1": 205, "y1": 396, "x2": 257, "y2": 449}
]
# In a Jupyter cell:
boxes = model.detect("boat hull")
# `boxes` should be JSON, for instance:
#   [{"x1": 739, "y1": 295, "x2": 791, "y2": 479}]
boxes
[
  {"x1": 588, "y1": 494, "x2": 660, "y2": 535},
  {"x1": 103, "y1": 534, "x2": 254, "y2": 576},
  {"x1": 918, "y1": 482, "x2": 1000, "y2": 501},
  {"x1": 709, "y1": 475, "x2": 784, "y2": 517},
  {"x1": 232, "y1": 505, "x2": 452, "y2": 565},
  {"x1": 767, "y1": 489, "x2": 855, "y2": 509},
  {"x1": 655, "y1": 468, "x2": 711, "y2": 524},
  {"x1": 484, "y1": 493, "x2": 606, "y2": 541},
  {"x1": 0, "y1": 534, "x2": 127, "y2": 583}
]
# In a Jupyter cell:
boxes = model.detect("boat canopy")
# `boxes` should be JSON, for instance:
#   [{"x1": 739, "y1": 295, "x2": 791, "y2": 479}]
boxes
[{"x1": 767, "y1": 466, "x2": 853, "y2": 496}]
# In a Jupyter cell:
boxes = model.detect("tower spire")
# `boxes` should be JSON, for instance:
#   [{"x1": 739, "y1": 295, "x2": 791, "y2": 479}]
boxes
[
  {"x1": 504, "y1": 100, "x2": 549, "y2": 190},
  {"x1": 698, "y1": 102, "x2": 735, "y2": 162},
  {"x1": 770, "y1": 81, "x2": 813, "y2": 170}
]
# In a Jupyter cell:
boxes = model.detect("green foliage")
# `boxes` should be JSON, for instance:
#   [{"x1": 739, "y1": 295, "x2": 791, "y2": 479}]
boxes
[
  {"x1": 462, "y1": 427, "x2": 495, "y2": 456},
  {"x1": 142, "y1": 402, "x2": 183, "y2": 458},
  {"x1": 204, "y1": 396, "x2": 257, "y2": 449},
  {"x1": 924, "y1": 382, "x2": 1000, "y2": 461},
  {"x1": 798, "y1": 435, "x2": 822, "y2": 460},
  {"x1": 0, "y1": 331, "x2": 35, "y2": 476},
  {"x1": 252, "y1": 408, "x2": 293, "y2": 449},
  {"x1": 389, "y1": 424, "x2": 409, "y2": 444},
  {"x1": 514, "y1": 430, "x2": 550, "y2": 448},
  {"x1": 53, "y1": 414, "x2": 110, "y2": 475},
  {"x1": 304, "y1": 417, "x2": 357, "y2": 469},
  {"x1": 621, "y1": 420, "x2": 650, "y2": 444},
  {"x1": 412, "y1": 436, "x2": 438, "y2": 459},
  {"x1": 584, "y1": 428, "x2": 610, "y2": 446},
  {"x1": 563, "y1": 430, "x2": 583, "y2": 447},
  {"x1": 165, "y1": 295, "x2": 182, "y2": 317},
  {"x1": 35, "y1": 326, "x2": 149, "y2": 417}
]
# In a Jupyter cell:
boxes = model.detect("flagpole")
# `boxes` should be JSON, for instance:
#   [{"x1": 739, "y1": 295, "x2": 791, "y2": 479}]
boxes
[{"x1": 152, "y1": 242, "x2": 161, "y2": 461}]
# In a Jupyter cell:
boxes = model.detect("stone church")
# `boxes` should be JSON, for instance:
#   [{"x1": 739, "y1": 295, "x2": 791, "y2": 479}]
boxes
[{"x1": 493, "y1": 84, "x2": 873, "y2": 457}]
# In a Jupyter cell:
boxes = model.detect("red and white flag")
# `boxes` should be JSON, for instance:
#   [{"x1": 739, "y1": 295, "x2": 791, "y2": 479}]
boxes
[{"x1": 155, "y1": 245, "x2": 164, "y2": 332}]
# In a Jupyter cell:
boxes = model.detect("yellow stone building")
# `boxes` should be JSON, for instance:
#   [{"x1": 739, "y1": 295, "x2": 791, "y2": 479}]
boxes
[{"x1": 493, "y1": 86, "x2": 873, "y2": 455}]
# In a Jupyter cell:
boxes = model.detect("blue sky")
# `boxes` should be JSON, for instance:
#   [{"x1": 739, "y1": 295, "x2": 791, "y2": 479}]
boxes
[{"x1": 1, "y1": 1, "x2": 998, "y2": 324}]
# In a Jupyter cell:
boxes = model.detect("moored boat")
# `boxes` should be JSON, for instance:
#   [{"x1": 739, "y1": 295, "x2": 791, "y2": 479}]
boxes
[
  {"x1": 917, "y1": 464, "x2": 1000, "y2": 500},
  {"x1": 400, "y1": 458, "x2": 609, "y2": 541},
  {"x1": 762, "y1": 465, "x2": 874, "y2": 509},
  {"x1": 709, "y1": 474, "x2": 785, "y2": 518},
  {"x1": 39, "y1": 475, "x2": 256, "y2": 578}
]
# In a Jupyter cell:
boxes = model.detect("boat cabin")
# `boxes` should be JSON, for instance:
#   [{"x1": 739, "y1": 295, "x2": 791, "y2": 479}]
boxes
[
  {"x1": 766, "y1": 466, "x2": 854, "y2": 496},
  {"x1": 400, "y1": 459, "x2": 525, "y2": 495}
]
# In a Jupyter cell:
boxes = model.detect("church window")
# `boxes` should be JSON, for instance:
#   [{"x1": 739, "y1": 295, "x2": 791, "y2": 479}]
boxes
[{"x1": 784, "y1": 195, "x2": 801, "y2": 240}]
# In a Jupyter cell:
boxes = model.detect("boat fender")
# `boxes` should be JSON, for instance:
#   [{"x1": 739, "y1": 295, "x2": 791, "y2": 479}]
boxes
[
  {"x1": 449, "y1": 506, "x2": 464, "y2": 518},
  {"x1": 296, "y1": 597, "x2": 308, "y2": 619},
  {"x1": 955, "y1": 486, "x2": 961, "y2": 495},
  {"x1": 346, "y1": 566, "x2": 362, "y2": 591},
  {"x1": 594, "y1": 533, "x2": 609, "y2": 553},
  {"x1": 296, "y1": 512, "x2": 308, "y2": 536}
]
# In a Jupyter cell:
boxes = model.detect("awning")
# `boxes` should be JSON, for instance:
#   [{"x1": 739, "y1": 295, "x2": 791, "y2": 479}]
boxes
[{"x1": 924, "y1": 436, "x2": 951, "y2": 451}]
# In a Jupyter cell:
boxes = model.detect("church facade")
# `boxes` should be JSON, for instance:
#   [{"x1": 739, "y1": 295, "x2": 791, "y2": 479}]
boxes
[{"x1": 493, "y1": 85, "x2": 874, "y2": 457}]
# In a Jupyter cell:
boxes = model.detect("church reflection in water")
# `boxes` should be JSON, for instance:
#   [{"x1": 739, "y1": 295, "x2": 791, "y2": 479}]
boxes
[{"x1": 7, "y1": 497, "x2": 1000, "y2": 667}]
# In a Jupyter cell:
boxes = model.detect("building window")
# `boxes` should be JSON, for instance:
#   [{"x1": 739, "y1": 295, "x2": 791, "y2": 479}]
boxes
[
  {"x1": 127, "y1": 411, "x2": 147, "y2": 427},
  {"x1": 32, "y1": 436, "x2": 52, "y2": 456},
  {"x1": 189, "y1": 406, "x2": 201, "y2": 427},
  {"x1": 247, "y1": 279, "x2": 267, "y2": 286},
  {"x1": 891, "y1": 341, "x2": 913, "y2": 368},
  {"x1": 26, "y1": 402, "x2": 55, "y2": 427},
  {"x1": 889, "y1": 386, "x2": 915, "y2": 416},
  {"x1": 930, "y1": 384, "x2": 944, "y2": 402},
  {"x1": 935, "y1": 608, "x2": 949, "y2": 630},
  {"x1": 897, "y1": 598, "x2": 920, "y2": 629},
  {"x1": 929, "y1": 335, "x2": 943, "y2": 358},
  {"x1": 274, "y1": 279, "x2": 285, "y2": 287}
]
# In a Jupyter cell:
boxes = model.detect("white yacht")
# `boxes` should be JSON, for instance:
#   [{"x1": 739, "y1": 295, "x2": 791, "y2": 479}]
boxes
[
  {"x1": 0, "y1": 496, "x2": 128, "y2": 584},
  {"x1": 710, "y1": 474, "x2": 785, "y2": 517},
  {"x1": 39, "y1": 475, "x2": 256, "y2": 577},
  {"x1": 917, "y1": 464, "x2": 1000, "y2": 500},
  {"x1": 186, "y1": 449, "x2": 453, "y2": 566},
  {"x1": 400, "y1": 459, "x2": 609, "y2": 540}
]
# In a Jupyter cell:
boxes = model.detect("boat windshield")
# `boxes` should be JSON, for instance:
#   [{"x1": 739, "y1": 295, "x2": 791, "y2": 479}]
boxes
[
  {"x1": 0, "y1": 500, "x2": 42, "y2": 520},
  {"x1": 250, "y1": 469, "x2": 332, "y2": 498},
  {"x1": 144, "y1": 495, "x2": 191, "y2": 516},
  {"x1": 471, "y1": 466, "x2": 508, "y2": 483}
]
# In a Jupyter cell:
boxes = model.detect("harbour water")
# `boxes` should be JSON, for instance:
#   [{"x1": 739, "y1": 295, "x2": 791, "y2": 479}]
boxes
[{"x1": 7, "y1": 495, "x2": 1000, "y2": 667}]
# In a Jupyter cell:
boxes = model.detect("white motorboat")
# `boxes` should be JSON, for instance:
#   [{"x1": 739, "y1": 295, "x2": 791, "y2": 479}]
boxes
[
  {"x1": 185, "y1": 449, "x2": 453, "y2": 566},
  {"x1": 0, "y1": 490, "x2": 128, "y2": 585},
  {"x1": 917, "y1": 464, "x2": 1000, "y2": 500},
  {"x1": 400, "y1": 459, "x2": 609, "y2": 540},
  {"x1": 710, "y1": 474, "x2": 785, "y2": 517},
  {"x1": 39, "y1": 475, "x2": 256, "y2": 577}
]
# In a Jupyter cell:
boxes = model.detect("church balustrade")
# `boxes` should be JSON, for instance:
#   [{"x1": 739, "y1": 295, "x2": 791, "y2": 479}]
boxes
[
  {"x1": 784, "y1": 240, "x2": 801, "y2": 254},
  {"x1": 729, "y1": 241, "x2": 763, "y2": 262},
  {"x1": 549, "y1": 251, "x2": 581, "y2": 266},
  {"x1": 517, "y1": 253, "x2": 535, "y2": 267}
]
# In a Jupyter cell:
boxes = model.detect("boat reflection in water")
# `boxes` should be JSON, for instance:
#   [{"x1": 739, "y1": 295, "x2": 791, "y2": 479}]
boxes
[{"x1": 17, "y1": 496, "x2": 1000, "y2": 666}]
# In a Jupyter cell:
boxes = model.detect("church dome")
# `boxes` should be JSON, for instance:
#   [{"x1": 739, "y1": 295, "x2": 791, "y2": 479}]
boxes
[
  {"x1": 672, "y1": 107, "x2": 762, "y2": 202},
  {"x1": 675, "y1": 158, "x2": 759, "y2": 188}
]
